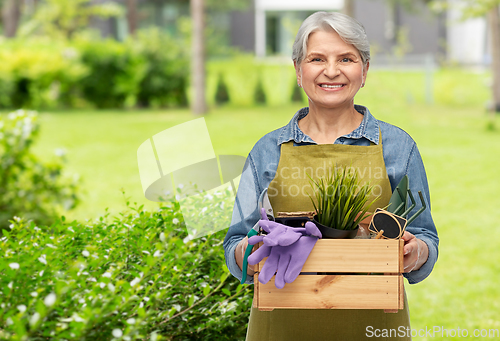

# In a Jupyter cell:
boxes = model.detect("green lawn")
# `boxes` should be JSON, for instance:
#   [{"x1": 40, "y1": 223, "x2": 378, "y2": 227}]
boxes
[{"x1": 31, "y1": 69, "x2": 500, "y2": 339}]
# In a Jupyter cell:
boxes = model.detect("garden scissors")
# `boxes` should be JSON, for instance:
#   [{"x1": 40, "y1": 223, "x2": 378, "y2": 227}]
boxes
[{"x1": 240, "y1": 188, "x2": 274, "y2": 284}]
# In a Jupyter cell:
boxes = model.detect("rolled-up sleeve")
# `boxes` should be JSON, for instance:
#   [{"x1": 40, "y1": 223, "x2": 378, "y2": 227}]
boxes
[
  {"x1": 403, "y1": 143, "x2": 439, "y2": 284},
  {"x1": 223, "y1": 154, "x2": 261, "y2": 284}
]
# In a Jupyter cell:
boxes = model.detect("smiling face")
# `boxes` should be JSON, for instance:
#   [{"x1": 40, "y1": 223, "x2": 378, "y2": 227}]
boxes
[{"x1": 295, "y1": 29, "x2": 368, "y2": 113}]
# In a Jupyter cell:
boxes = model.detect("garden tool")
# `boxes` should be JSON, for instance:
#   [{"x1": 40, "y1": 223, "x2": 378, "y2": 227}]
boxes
[
  {"x1": 369, "y1": 208, "x2": 408, "y2": 239},
  {"x1": 240, "y1": 188, "x2": 274, "y2": 284},
  {"x1": 371, "y1": 176, "x2": 427, "y2": 239},
  {"x1": 248, "y1": 209, "x2": 322, "y2": 289}
]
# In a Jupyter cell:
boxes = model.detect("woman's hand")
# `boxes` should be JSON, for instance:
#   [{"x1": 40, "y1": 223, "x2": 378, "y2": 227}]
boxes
[
  {"x1": 402, "y1": 231, "x2": 429, "y2": 273},
  {"x1": 235, "y1": 236, "x2": 257, "y2": 276}
]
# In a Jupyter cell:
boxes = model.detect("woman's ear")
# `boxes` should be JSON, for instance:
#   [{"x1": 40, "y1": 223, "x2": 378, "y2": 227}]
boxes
[
  {"x1": 362, "y1": 61, "x2": 370, "y2": 87},
  {"x1": 294, "y1": 61, "x2": 302, "y2": 87}
]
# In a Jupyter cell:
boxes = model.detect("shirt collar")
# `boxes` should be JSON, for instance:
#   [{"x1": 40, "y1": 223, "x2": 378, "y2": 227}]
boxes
[{"x1": 277, "y1": 105, "x2": 380, "y2": 145}]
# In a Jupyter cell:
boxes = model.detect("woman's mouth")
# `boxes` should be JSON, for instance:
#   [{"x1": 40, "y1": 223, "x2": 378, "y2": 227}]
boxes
[{"x1": 319, "y1": 84, "x2": 345, "y2": 89}]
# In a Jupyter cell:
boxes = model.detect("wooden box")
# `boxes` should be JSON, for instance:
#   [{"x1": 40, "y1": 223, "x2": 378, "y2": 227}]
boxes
[{"x1": 253, "y1": 239, "x2": 404, "y2": 312}]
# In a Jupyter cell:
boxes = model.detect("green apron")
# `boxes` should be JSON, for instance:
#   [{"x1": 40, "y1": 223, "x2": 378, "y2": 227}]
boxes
[{"x1": 246, "y1": 137, "x2": 411, "y2": 341}]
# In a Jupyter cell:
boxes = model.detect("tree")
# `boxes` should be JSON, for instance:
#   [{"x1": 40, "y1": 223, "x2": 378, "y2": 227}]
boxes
[
  {"x1": 189, "y1": 0, "x2": 250, "y2": 115},
  {"x1": 22, "y1": 0, "x2": 122, "y2": 39},
  {"x1": 430, "y1": 0, "x2": 500, "y2": 112},
  {"x1": 343, "y1": 0, "x2": 355, "y2": 17},
  {"x1": 2, "y1": 0, "x2": 21, "y2": 38},
  {"x1": 191, "y1": 0, "x2": 207, "y2": 115},
  {"x1": 488, "y1": 5, "x2": 500, "y2": 112},
  {"x1": 127, "y1": 0, "x2": 138, "y2": 36}
]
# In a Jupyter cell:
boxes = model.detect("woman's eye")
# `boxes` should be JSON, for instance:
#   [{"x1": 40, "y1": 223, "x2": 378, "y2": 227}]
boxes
[
  {"x1": 341, "y1": 57, "x2": 352, "y2": 63},
  {"x1": 311, "y1": 58, "x2": 322, "y2": 62}
]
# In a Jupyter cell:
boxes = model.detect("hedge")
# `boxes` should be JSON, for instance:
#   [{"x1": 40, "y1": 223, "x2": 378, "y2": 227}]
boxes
[{"x1": 0, "y1": 196, "x2": 252, "y2": 340}]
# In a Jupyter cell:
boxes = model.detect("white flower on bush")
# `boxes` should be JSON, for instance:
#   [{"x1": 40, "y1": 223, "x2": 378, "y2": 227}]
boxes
[
  {"x1": 9, "y1": 263, "x2": 19, "y2": 270},
  {"x1": 126, "y1": 318, "x2": 136, "y2": 325},
  {"x1": 99, "y1": 282, "x2": 106, "y2": 289},
  {"x1": 130, "y1": 277, "x2": 140, "y2": 287},
  {"x1": 73, "y1": 314, "x2": 85, "y2": 323},
  {"x1": 160, "y1": 232, "x2": 166, "y2": 242},
  {"x1": 17, "y1": 304, "x2": 27, "y2": 313},
  {"x1": 30, "y1": 312, "x2": 40, "y2": 326},
  {"x1": 153, "y1": 250, "x2": 161, "y2": 257},
  {"x1": 112, "y1": 329, "x2": 123, "y2": 338},
  {"x1": 39, "y1": 270, "x2": 44, "y2": 277},
  {"x1": 102, "y1": 272, "x2": 112, "y2": 278},
  {"x1": 108, "y1": 283, "x2": 115, "y2": 293},
  {"x1": 172, "y1": 218, "x2": 179, "y2": 224},
  {"x1": 30, "y1": 292, "x2": 38, "y2": 297},
  {"x1": 82, "y1": 250, "x2": 90, "y2": 257},
  {"x1": 38, "y1": 255, "x2": 47, "y2": 265},
  {"x1": 44, "y1": 293, "x2": 56, "y2": 307}
]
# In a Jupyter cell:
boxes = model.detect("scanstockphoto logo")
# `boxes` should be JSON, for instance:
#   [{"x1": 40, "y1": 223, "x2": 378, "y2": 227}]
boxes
[{"x1": 137, "y1": 118, "x2": 247, "y2": 240}]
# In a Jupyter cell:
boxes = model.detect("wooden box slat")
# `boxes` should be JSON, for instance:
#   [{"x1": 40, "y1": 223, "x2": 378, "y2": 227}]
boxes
[
  {"x1": 256, "y1": 239, "x2": 401, "y2": 273},
  {"x1": 255, "y1": 274, "x2": 402, "y2": 311}
]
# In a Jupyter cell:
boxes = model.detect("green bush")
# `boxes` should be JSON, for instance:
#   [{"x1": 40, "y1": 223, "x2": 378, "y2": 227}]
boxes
[
  {"x1": 76, "y1": 39, "x2": 146, "y2": 109},
  {"x1": 135, "y1": 28, "x2": 189, "y2": 108},
  {"x1": 0, "y1": 110, "x2": 80, "y2": 229},
  {"x1": 0, "y1": 198, "x2": 252, "y2": 340},
  {"x1": 0, "y1": 39, "x2": 87, "y2": 109}
]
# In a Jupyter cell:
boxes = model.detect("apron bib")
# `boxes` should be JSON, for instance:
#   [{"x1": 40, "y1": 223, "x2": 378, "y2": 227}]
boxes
[{"x1": 246, "y1": 138, "x2": 411, "y2": 341}]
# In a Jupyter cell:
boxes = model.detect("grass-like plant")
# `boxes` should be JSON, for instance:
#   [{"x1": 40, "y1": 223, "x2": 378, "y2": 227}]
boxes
[{"x1": 308, "y1": 166, "x2": 379, "y2": 231}]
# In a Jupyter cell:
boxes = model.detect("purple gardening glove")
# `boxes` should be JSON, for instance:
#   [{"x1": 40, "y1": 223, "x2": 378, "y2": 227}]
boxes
[
  {"x1": 252, "y1": 208, "x2": 310, "y2": 247},
  {"x1": 259, "y1": 229, "x2": 320, "y2": 289},
  {"x1": 247, "y1": 208, "x2": 315, "y2": 264},
  {"x1": 247, "y1": 210, "x2": 322, "y2": 289}
]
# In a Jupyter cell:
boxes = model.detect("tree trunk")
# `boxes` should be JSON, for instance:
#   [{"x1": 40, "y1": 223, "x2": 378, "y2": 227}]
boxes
[
  {"x1": 343, "y1": 0, "x2": 355, "y2": 18},
  {"x1": 191, "y1": 0, "x2": 207, "y2": 115},
  {"x1": 2, "y1": 0, "x2": 21, "y2": 38},
  {"x1": 127, "y1": 0, "x2": 138, "y2": 36},
  {"x1": 488, "y1": 5, "x2": 500, "y2": 113}
]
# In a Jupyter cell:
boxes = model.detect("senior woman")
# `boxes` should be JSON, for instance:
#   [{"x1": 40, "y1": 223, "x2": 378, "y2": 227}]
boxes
[{"x1": 223, "y1": 11, "x2": 438, "y2": 340}]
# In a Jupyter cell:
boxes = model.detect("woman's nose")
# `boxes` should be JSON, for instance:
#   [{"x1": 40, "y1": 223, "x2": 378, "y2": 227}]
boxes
[{"x1": 324, "y1": 62, "x2": 340, "y2": 78}]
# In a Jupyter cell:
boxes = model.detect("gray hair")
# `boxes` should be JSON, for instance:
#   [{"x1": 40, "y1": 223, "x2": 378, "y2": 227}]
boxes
[{"x1": 292, "y1": 12, "x2": 370, "y2": 68}]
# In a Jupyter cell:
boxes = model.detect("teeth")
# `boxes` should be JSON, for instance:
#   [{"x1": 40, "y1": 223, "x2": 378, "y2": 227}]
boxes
[{"x1": 320, "y1": 84, "x2": 343, "y2": 88}]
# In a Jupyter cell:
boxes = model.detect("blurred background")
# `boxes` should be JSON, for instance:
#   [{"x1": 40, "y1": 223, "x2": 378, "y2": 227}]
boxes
[{"x1": 1, "y1": 0, "x2": 499, "y2": 339}]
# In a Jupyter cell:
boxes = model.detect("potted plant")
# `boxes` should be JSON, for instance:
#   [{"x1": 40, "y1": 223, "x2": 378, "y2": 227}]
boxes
[{"x1": 308, "y1": 166, "x2": 379, "y2": 239}]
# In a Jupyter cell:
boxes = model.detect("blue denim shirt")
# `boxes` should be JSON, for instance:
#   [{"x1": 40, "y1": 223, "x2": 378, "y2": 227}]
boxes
[{"x1": 223, "y1": 105, "x2": 439, "y2": 285}]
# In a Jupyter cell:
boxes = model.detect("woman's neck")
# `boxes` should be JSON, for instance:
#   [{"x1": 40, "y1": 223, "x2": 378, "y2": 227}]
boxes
[{"x1": 298, "y1": 103, "x2": 364, "y2": 144}]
